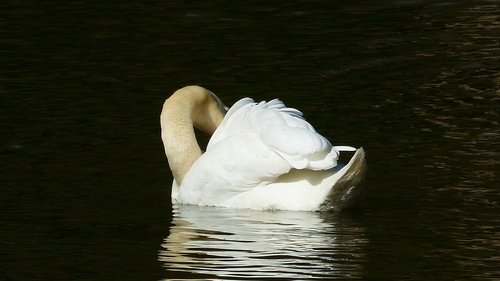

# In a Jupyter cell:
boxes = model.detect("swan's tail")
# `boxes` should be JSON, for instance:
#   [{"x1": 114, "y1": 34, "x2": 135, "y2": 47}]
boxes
[{"x1": 320, "y1": 147, "x2": 367, "y2": 211}]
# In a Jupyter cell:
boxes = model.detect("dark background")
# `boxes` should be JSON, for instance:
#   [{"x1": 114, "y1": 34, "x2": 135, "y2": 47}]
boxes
[{"x1": 1, "y1": 0, "x2": 498, "y2": 280}]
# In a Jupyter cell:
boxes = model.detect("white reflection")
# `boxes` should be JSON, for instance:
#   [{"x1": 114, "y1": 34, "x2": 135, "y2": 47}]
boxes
[{"x1": 159, "y1": 204, "x2": 367, "y2": 279}]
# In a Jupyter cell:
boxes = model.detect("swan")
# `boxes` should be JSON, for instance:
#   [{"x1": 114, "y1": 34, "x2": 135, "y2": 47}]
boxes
[{"x1": 160, "y1": 85, "x2": 366, "y2": 211}]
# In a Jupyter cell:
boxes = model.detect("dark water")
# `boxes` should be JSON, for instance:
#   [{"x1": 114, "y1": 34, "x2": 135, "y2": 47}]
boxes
[{"x1": 1, "y1": 0, "x2": 499, "y2": 280}]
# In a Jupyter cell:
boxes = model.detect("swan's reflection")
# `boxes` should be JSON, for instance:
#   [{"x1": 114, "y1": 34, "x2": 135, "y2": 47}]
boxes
[{"x1": 159, "y1": 204, "x2": 367, "y2": 279}]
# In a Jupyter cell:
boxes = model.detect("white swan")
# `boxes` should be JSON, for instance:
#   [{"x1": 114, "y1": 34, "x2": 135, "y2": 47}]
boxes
[{"x1": 160, "y1": 85, "x2": 366, "y2": 211}]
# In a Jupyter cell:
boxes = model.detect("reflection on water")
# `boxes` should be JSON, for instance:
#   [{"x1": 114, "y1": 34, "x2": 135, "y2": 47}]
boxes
[{"x1": 159, "y1": 205, "x2": 367, "y2": 280}]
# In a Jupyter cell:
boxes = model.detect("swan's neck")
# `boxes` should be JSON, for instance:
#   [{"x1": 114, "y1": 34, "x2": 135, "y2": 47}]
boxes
[{"x1": 160, "y1": 86, "x2": 226, "y2": 185}]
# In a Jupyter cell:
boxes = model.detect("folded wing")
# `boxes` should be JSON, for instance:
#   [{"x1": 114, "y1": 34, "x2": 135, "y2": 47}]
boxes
[{"x1": 208, "y1": 98, "x2": 340, "y2": 171}]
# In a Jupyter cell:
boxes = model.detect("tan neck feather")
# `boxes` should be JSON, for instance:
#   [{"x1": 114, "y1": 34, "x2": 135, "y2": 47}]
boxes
[{"x1": 160, "y1": 85, "x2": 226, "y2": 185}]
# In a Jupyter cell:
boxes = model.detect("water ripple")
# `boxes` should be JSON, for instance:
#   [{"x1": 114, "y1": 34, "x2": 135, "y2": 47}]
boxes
[{"x1": 159, "y1": 205, "x2": 367, "y2": 280}]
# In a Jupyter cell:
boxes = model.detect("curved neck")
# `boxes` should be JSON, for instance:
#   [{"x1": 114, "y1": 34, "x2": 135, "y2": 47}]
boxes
[{"x1": 160, "y1": 86, "x2": 226, "y2": 185}]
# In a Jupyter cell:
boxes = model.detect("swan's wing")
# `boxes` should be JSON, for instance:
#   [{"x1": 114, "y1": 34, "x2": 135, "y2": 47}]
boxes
[
  {"x1": 179, "y1": 133, "x2": 291, "y2": 205},
  {"x1": 254, "y1": 104, "x2": 338, "y2": 170},
  {"x1": 208, "y1": 98, "x2": 340, "y2": 170},
  {"x1": 180, "y1": 97, "x2": 357, "y2": 206},
  {"x1": 207, "y1": 97, "x2": 255, "y2": 147}
]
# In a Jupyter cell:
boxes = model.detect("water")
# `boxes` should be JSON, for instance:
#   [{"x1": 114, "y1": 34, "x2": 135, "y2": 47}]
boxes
[
  {"x1": 160, "y1": 205, "x2": 367, "y2": 280},
  {"x1": 1, "y1": 0, "x2": 499, "y2": 280}
]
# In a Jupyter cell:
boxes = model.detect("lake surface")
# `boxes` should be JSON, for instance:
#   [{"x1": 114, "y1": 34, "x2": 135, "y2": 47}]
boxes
[{"x1": 1, "y1": 0, "x2": 499, "y2": 280}]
